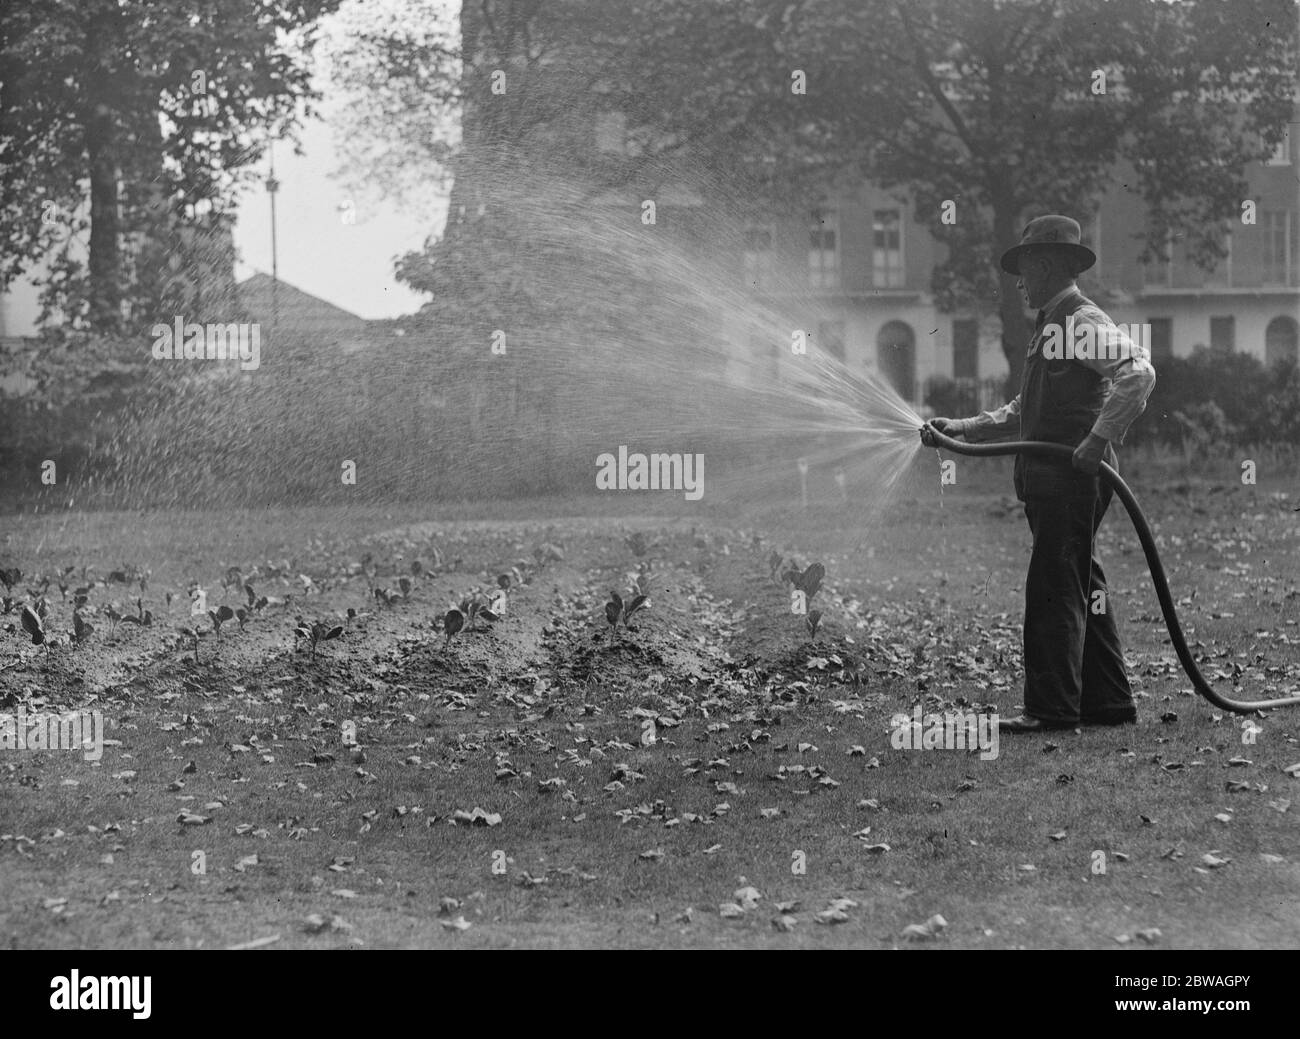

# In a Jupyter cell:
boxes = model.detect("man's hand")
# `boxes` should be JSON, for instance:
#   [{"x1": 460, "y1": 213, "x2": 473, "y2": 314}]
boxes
[
  {"x1": 920, "y1": 417, "x2": 966, "y2": 447},
  {"x1": 1072, "y1": 432, "x2": 1108, "y2": 474}
]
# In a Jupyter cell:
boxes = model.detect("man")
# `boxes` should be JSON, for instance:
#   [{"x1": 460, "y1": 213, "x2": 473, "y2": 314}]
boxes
[{"x1": 922, "y1": 214, "x2": 1156, "y2": 733}]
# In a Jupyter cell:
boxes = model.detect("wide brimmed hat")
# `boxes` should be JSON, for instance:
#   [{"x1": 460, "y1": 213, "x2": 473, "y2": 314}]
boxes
[{"x1": 999, "y1": 214, "x2": 1096, "y2": 275}]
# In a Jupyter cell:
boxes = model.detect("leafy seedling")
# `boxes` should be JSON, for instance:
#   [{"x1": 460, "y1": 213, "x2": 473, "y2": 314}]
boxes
[
  {"x1": 374, "y1": 586, "x2": 399, "y2": 606},
  {"x1": 104, "y1": 604, "x2": 122, "y2": 636},
  {"x1": 177, "y1": 626, "x2": 202, "y2": 661},
  {"x1": 295, "y1": 621, "x2": 343, "y2": 660},
  {"x1": 443, "y1": 608, "x2": 464, "y2": 649},
  {"x1": 235, "y1": 607, "x2": 250, "y2": 630},
  {"x1": 73, "y1": 611, "x2": 94, "y2": 644},
  {"x1": 21, "y1": 603, "x2": 45, "y2": 645},
  {"x1": 806, "y1": 609, "x2": 823, "y2": 641},
  {"x1": 785, "y1": 562, "x2": 825, "y2": 599},
  {"x1": 243, "y1": 582, "x2": 270, "y2": 612},
  {"x1": 120, "y1": 597, "x2": 153, "y2": 627},
  {"x1": 209, "y1": 604, "x2": 235, "y2": 635},
  {"x1": 399, "y1": 576, "x2": 414, "y2": 599},
  {"x1": 222, "y1": 566, "x2": 243, "y2": 597},
  {"x1": 457, "y1": 594, "x2": 498, "y2": 631},
  {"x1": 604, "y1": 590, "x2": 649, "y2": 633},
  {"x1": 768, "y1": 552, "x2": 783, "y2": 581},
  {"x1": 533, "y1": 543, "x2": 564, "y2": 565},
  {"x1": 625, "y1": 532, "x2": 649, "y2": 558},
  {"x1": 631, "y1": 563, "x2": 653, "y2": 598}
]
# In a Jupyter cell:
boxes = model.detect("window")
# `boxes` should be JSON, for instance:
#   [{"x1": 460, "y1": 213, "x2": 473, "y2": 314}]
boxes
[
  {"x1": 1210, "y1": 315, "x2": 1235, "y2": 351},
  {"x1": 1262, "y1": 210, "x2": 1294, "y2": 285},
  {"x1": 1147, "y1": 318, "x2": 1173, "y2": 362},
  {"x1": 872, "y1": 209, "x2": 904, "y2": 287},
  {"x1": 818, "y1": 320, "x2": 846, "y2": 362},
  {"x1": 742, "y1": 227, "x2": 775, "y2": 289},
  {"x1": 952, "y1": 319, "x2": 979, "y2": 379},
  {"x1": 876, "y1": 321, "x2": 916, "y2": 402},
  {"x1": 1144, "y1": 230, "x2": 1173, "y2": 287},
  {"x1": 808, "y1": 209, "x2": 839, "y2": 289},
  {"x1": 594, "y1": 111, "x2": 627, "y2": 154},
  {"x1": 1266, "y1": 129, "x2": 1291, "y2": 166},
  {"x1": 1265, "y1": 316, "x2": 1298, "y2": 367}
]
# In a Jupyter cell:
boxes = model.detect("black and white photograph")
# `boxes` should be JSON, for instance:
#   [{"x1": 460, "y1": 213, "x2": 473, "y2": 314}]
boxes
[{"x1": 1, "y1": 0, "x2": 1298, "y2": 980}]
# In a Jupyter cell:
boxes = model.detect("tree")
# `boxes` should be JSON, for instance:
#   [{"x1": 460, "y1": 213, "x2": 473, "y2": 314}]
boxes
[
  {"x1": 734, "y1": 0, "x2": 1299, "y2": 393},
  {"x1": 0, "y1": 0, "x2": 343, "y2": 334},
  {"x1": 331, "y1": 0, "x2": 1298, "y2": 399}
]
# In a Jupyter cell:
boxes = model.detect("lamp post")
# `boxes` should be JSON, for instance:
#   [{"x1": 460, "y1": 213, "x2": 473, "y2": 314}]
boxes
[{"x1": 266, "y1": 146, "x2": 280, "y2": 330}]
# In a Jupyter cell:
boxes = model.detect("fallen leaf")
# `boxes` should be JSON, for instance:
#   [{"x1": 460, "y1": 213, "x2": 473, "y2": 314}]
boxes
[
  {"x1": 901, "y1": 914, "x2": 948, "y2": 941},
  {"x1": 733, "y1": 885, "x2": 761, "y2": 909}
]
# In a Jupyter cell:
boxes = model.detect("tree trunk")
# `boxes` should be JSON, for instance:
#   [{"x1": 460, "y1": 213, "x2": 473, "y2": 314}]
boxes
[
  {"x1": 85, "y1": 100, "x2": 123, "y2": 332},
  {"x1": 84, "y1": 0, "x2": 127, "y2": 335},
  {"x1": 990, "y1": 188, "x2": 1029, "y2": 401}
]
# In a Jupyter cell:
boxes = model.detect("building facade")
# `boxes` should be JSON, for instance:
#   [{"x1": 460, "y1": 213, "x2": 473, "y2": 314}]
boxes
[{"x1": 730, "y1": 117, "x2": 1298, "y2": 411}]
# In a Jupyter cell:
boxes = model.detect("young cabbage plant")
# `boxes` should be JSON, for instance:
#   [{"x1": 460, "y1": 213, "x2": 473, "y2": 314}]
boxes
[
  {"x1": 443, "y1": 608, "x2": 464, "y2": 650},
  {"x1": 458, "y1": 593, "x2": 499, "y2": 631},
  {"x1": 120, "y1": 597, "x2": 153, "y2": 627},
  {"x1": 768, "y1": 551, "x2": 784, "y2": 581},
  {"x1": 295, "y1": 620, "x2": 344, "y2": 660},
  {"x1": 806, "y1": 609, "x2": 823, "y2": 641},
  {"x1": 72, "y1": 610, "x2": 94, "y2": 644},
  {"x1": 20, "y1": 603, "x2": 45, "y2": 646},
  {"x1": 604, "y1": 589, "x2": 649, "y2": 635},
  {"x1": 209, "y1": 604, "x2": 235, "y2": 635}
]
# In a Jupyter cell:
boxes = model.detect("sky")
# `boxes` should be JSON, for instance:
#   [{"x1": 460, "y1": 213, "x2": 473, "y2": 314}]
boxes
[{"x1": 231, "y1": 7, "x2": 447, "y2": 321}]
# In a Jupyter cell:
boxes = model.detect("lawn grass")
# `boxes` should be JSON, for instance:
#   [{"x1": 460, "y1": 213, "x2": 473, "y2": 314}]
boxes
[{"x1": 1, "y1": 456, "x2": 1297, "y2": 949}]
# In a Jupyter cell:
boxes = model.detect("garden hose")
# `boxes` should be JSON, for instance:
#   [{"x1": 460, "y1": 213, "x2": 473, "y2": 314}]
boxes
[{"x1": 919, "y1": 424, "x2": 1300, "y2": 714}]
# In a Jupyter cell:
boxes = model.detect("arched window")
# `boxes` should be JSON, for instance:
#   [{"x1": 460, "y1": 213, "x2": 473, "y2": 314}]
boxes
[
  {"x1": 1264, "y1": 315, "x2": 1298, "y2": 367},
  {"x1": 876, "y1": 321, "x2": 916, "y2": 402}
]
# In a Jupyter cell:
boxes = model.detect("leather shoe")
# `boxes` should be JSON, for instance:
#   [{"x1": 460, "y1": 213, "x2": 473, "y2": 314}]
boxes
[{"x1": 999, "y1": 713, "x2": 1073, "y2": 733}]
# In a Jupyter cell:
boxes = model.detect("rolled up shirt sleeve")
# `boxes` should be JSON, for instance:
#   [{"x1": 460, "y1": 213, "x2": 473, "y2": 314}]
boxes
[
  {"x1": 959, "y1": 395, "x2": 1021, "y2": 442},
  {"x1": 1069, "y1": 306, "x2": 1157, "y2": 444}
]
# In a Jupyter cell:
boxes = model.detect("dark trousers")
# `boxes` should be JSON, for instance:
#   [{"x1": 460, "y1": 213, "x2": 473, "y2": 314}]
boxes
[{"x1": 1019, "y1": 460, "x2": 1135, "y2": 723}]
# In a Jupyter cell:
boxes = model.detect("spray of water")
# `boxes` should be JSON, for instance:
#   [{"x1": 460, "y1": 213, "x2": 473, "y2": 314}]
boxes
[{"x1": 57, "y1": 161, "x2": 929, "y2": 559}]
